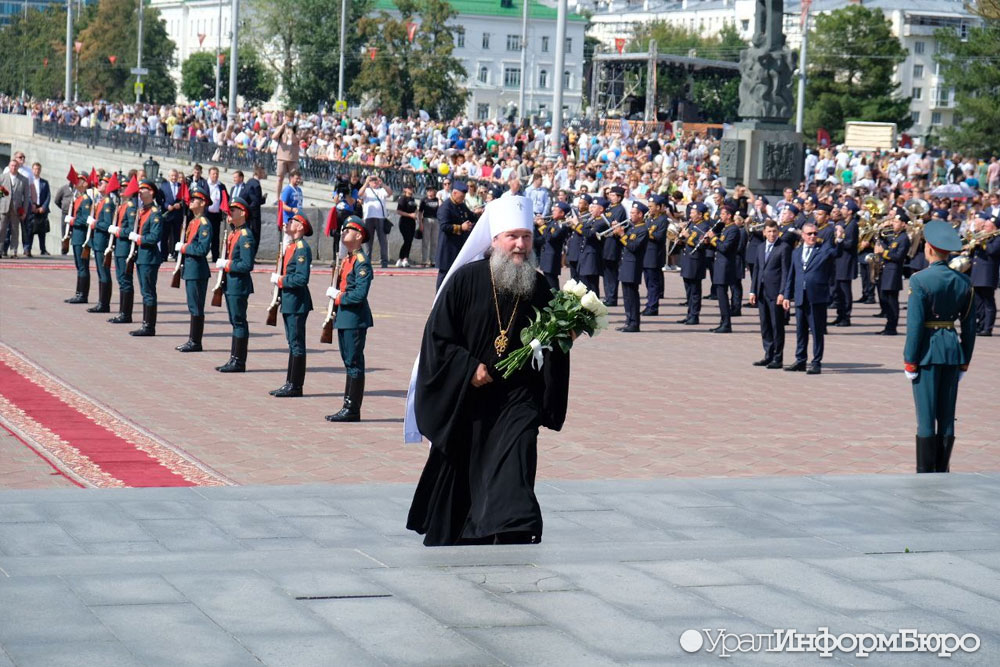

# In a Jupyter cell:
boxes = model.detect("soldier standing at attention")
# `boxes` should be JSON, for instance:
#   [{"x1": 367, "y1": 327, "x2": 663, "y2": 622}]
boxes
[
  {"x1": 86, "y1": 174, "x2": 116, "y2": 314},
  {"x1": 175, "y1": 186, "x2": 214, "y2": 352},
  {"x1": 128, "y1": 180, "x2": 163, "y2": 337},
  {"x1": 269, "y1": 213, "x2": 313, "y2": 397},
  {"x1": 107, "y1": 175, "x2": 138, "y2": 323},
  {"x1": 64, "y1": 171, "x2": 92, "y2": 304},
  {"x1": 676, "y1": 202, "x2": 710, "y2": 325},
  {"x1": 216, "y1": 197, "x2": 256, "y2": 373},
  {"x1": 326, "y1": 217, "x2": 373, "y2": 423},
  {"x1": 641, "y1": 194, "x2": 669, "y2": 316},
  {"x1": 904, "y1": 221, "x2": 976, "y2": 473},
  {"x1": 874, "y1": 207, "x2": 911, "y2": 336},
  {"x1": 615, "y1": 202, "x2": 649, "y2": 332}
]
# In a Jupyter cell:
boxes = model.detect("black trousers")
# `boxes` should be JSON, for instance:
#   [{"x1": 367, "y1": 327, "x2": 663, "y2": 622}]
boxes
[
  {"x1": 881, "y1": 289, "x2": 900, "y2": 332},
  {"x1": 206, "y1": 211, "x2": 224, "y2": 261},
  {"x1": 643, "y1": 267, "x2": 663, "y2": 311},
  {"x1": 730, "y1": 278, "x2": 743, "y2": 311},
  {"x1": 684, "y1": 278, "x2": 702, "y2": 320},
  {"x1": 794, "y1": 300, "x2": 827, "y2": 364},
  {"x1": 714, "y1": 284, "x2": 731, "y2": 327},
  {"x1": 975, "y1": 286, "x2": 996, "y2": 333},
  {"x1": 602, "y1": 261, "x2": 619, "y2": 304},
  {"x1": 835, "y1": 279, "x2": 853, "y2": 319},
  {"x1": 860, "y1": 265, "x2": 875, "y2": 300},
  {"x1": 568, "y1": 260, "x2": 579, "y2": 281},
  {"x1": 399, "y1": 218, "x2": 415, "y2": 260},
  {"x1": 622, "y1": 281, "x2": 640, "y2": 328},
  {"x1": 758, "y1": 295, "x2": 785, "y2": 363},
  {"x1": 161, "y1": 214, "x2": 182, "y2": 262},
  {"x1": 581, "y1": 273, "x2": 600, "y2": 297}
]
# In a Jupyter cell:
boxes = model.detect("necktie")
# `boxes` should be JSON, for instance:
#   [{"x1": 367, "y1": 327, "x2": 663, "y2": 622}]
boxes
[
  {"x1": 803, "y1": 247, "x2": 812, "y2": 268},
  {"x1": 765, "y1": 243, "x2": 773, "y2": 261}
]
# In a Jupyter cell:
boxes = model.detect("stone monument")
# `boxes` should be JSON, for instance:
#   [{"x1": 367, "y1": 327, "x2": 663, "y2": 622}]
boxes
[{"x1": 719, "y1": 0, "x2": 804, "y2": 195}]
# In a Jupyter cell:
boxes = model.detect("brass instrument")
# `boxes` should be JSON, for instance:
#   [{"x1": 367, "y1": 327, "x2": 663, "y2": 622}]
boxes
[
  {"x1": 863, "y1": 195, "x2": 888, "y2": 218},
  {"x1": 948, "y1": 229, "x2": 1000, "y2": 273},
  {"x1": 595, "y1": 217, "x2": 632, "y2": 240},
  {"x1": 904, "y1": 198, "x2": 930, "y2": 220},
  {"x1": 664, "y1": 221, "x2": 684, "y2": 256},
  {"x1": 746, "y1": 220, "x2": 767, "y2": 234}
]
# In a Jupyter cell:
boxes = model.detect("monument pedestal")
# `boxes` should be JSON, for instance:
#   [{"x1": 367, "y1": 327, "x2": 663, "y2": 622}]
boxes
[{"x1": 719, "y1": 121, "x2": 804, "y2": 198}]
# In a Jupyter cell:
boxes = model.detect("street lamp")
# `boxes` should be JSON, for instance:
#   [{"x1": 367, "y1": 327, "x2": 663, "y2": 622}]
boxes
[{"x1": 143, "y1": 155, "x2": 160, "y2": 182}]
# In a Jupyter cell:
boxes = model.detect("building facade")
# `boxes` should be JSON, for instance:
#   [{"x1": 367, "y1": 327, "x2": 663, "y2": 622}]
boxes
[{"x1": 149, "y1": 0, "x2": 234, "y2": 102}]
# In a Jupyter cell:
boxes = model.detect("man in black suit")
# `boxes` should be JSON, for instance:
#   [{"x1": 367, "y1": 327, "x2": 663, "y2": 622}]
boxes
[
  {"x1": 782, "y1": 221, "x2": 843, "y2": 374},
  {"x1": 231, "y1": 169, "x2": 264, "y2": 257},
  {"x1": 749, "y1": 219, "x2": 791, "y2": 368},
  {"x1": 187, "y1": 163, "x2": 208, "y2": 192},
  {"x1": 159, "y1": 169, "x2": 186, "y2": 262},
  {"x1": 204, "y1": 166, "x2": 228, "y2": 262},
  {"x1": 26, "y1": 162, "x2": 51, "y2": 256}
]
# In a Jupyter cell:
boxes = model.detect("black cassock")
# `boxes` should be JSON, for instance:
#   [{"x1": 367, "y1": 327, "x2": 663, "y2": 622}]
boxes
[{"x1": 407, "y1": 258, "x2": 570, "y2": 546}]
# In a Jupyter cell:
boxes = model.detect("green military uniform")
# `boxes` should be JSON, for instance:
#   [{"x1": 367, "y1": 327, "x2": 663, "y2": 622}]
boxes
[
  {"x1": 217, "y1": 222, "x2": 256, "y2": 372},
  {"x1": 130, "y1": 186, "x2": 163, "y2": 337},
  {"x1": 64, "y1": 190, "x2": 92, "y2": 303},
  {"x1": 176, "y1": 192, "x2": 213, "y2": 352},
  {"x1": 270, "y1": 223, "x2": 313, "y2": 397},
  {"x1": 904, "y1": 221, "x2": 976, "y2": 473},
  {"x1": 87, "y1": 189, "x2": 115, "y2": 313},
  {"x1": 109, "y1": 197, "x2": 137, "y2": 323},
  {"x1": 327, "y1": 217, "x2": 374, "y2": 422}
]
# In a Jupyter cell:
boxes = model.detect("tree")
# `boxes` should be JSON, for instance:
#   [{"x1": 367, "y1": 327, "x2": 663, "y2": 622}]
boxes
[
  {"x1": 935, "y1": 23, "x2": 1000, "y2": 155},
  {"x1": 0, "y1": 4, "x2": 95, "y2": 100},
  {"x1": 352, "y1": 0, "x2": 468, "y2": 119},
  {"x1": 803, "y1": 5, "x2": 911, "y2": 143},
  {"x1": 970, "y1": 0, "x2": 1000, "y2": 19},
  {"x1": 180, "y1": 47, "x2": 275, "y2": 105},
  {"x1": 76, "y1": 0, "x2": 176, "y2": 103}
]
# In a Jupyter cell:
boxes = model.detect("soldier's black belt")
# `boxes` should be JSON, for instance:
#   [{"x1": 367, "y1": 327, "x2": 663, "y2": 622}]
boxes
[{"x1": 924, "y1": 321, "x2": 955, "y2": 329}]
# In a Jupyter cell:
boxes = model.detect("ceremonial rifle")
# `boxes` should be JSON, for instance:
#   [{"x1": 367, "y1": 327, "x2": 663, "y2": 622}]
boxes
[
  {"x1": 265, "y1": 240, "x2": 283, "y2": 326},
  {"x1": 319, "y1": 251, "x2": 344, "y2": 344},
  {"x1": 170, "y1": 182, "x2": 190, "y2": 289},
  {"x1": 211, "y1": 226, "x2": 229, "y2": 307}
]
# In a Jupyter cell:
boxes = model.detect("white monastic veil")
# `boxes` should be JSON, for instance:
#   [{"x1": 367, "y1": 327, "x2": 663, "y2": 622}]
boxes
[{"x1": 403, "y1": 195, "x2": 534, "y2": 443}]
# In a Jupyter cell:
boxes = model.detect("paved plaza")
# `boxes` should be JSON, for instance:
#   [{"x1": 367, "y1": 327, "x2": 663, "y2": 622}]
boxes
[{"x1": 1, "y1": 259, "x2": 998, "y2": 665}]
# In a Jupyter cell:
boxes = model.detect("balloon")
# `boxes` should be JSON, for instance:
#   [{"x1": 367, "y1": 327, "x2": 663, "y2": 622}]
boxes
[{"x1": 438, "y1": 163, "x2": 450, "y2": 176}]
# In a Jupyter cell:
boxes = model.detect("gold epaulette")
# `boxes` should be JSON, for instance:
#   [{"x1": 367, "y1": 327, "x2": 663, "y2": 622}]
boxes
[
  {"x1": 297, "y1": 240, "x2": 304, "y2": 248},
  {"x1": 241, "y1": 228, "x2": 248, "y2": 236}
]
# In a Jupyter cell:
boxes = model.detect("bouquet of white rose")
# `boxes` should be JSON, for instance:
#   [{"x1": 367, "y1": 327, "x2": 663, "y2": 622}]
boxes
[{"x1": 494, "y1": 278, "x2": 610, "y2": 380}]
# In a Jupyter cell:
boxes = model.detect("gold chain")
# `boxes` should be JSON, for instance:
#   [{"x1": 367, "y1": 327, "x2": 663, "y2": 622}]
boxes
[{"x1": 489, "y1": 264, "x2": 519, "y2": 357}]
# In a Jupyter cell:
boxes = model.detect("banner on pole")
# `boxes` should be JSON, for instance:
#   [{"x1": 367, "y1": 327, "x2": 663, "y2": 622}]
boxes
[
  {"x1": 614, "y1": 38, "x2": 626, "y2": 55},
  {"x1": 108, "y1": 55, "x2": 117, "y2": 65},
  {"x1": 74, "y1": 41, "x2": 83, "y2": 54},
  {"x1": 369, "y1": 47, "x2": 377, "y2": 62},
  {"x1": 800, "y1": 0, "x2": 812, "y2": 28},
  {"x1": 406, "y1": 22, "x2": 418, "y2": 42},
  {"x1": 198, "y1": 33, "x2": 206, "y2": 46}
]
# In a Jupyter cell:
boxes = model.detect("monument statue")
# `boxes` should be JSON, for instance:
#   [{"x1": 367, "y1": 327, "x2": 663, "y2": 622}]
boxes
[{"x1": 738, "y1": 0, "x2": 797, "y2": 123}]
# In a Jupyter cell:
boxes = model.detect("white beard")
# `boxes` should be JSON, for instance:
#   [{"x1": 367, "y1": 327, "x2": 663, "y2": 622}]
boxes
[{"x1": 489, "y1": 247, "x2": 539, "y2": 299}]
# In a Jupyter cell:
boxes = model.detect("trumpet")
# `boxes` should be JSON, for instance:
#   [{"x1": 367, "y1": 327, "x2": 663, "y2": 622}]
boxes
[
  {"x1": 596, "y1": 218, "x2": 632, "y2": 240},
  {"x1": 904, "y1": 198, "x2": 931, "y2": 220},
  {"x1": 950, "y1": 228, "x2": 1000, "y2": 272},
  {"x1": 665, "y1": 221, "x2": 684, "y2": 256}
]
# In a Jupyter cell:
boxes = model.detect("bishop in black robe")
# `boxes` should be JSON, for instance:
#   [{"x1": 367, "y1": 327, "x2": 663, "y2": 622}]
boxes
[{"x1": 406, "y1": 258, "x2": 571, "y2": 546}]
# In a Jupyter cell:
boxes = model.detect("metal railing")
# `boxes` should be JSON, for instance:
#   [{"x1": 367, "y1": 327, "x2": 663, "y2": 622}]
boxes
[{"x1": 32, "y1": 118, "x2": 488, "y2": 198}]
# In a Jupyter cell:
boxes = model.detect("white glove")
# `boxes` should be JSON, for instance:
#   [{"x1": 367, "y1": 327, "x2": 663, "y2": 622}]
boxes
[
  {"x1": 958, "y1": 371, "x2": 965, "y2": 384},
  {"x1": 904, "y1": 370, "x2": 918, "y2": 382},
  {"x1": 108, "y1": 225, "x2": 120, "y2": 235},
  {"x1": 215, "y1": 258, "x2": 227, "y2": 269},
  {"x1": 326, "y1": 286, "x2": 341, "y2": 300},
  {"x1": 269, "y1": 273, "x2": 280, "y2": 285},
  {"x1": 174, "y1": 242, "x2": 182, "y2": 252},
  {"x1": 64, "y1": 214, "x2": 73, "y2": 223},
  {"x1": 128, "y1": 232, "x2": 140, "y2": 242},
  {"x1": 86, "y1": 216, "x2": 96, "y2": 227}
]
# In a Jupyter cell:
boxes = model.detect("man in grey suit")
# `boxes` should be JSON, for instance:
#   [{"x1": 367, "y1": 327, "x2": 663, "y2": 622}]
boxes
[
  {"x1": 0, "y1": 159, "x2": 30, "y2": 258},
  {"x1": 53, "y1": 179, "x2": 76, "y2": 254}
]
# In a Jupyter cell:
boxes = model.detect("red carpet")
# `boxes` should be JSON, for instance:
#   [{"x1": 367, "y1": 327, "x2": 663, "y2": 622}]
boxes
[{"x1": 0, "y1": 346, "x2": 230, "y2": 488}]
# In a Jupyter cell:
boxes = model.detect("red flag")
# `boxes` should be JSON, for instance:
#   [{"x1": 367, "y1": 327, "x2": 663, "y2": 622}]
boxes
[
  {"x1": 816, "y1": 128, "x2": 830, "y2": 147},
  {"x1": 220, "y1": 189, "x2": 230, "y2": 215},
  {"x1": 801, "y1": 0, "x2": 812, "y2": 28},
  {"x1": 406, "y1": 22, "x2": 418, "y2": 42},
  {"x1": 108, "y1": 55, "x2": 117, "y2": 65},
  {"x1": 218, "y1": 53, "x2": 226, "y2": 65},
  {"x1": 106, "y1": 173, "x2": 120, "y2": 193},
  {"x1": 43, "y1": 57, "x2": 49, "y2": 67},
  {"x1": 198, "y1": 33, "x2": 206, "y2": 46},
  {"x1": 615, "y1": 38, "x2": 626, "y2": 55},
  {"x1": 324, "y1": 206, "x2": 339, "y2": 236},
  {"x1": 369, "y1": 47, "x2": 377, "y2": 62},
  {"x1": 178, "y1": 180, "x2": 190, "y2": 205},
  {"x1": 276, "y1": 200, "x2": 284, "y2": 231},
  {"x1": 74, "y1": 41, "x2": 83, "y2": 54},
  {"x1": 66, "y1": 165, "x2": 79, "y2": 184},
  {"x1": 121, "y1": 175, "x2": 140, "y2": 199},
  {"x1": 89, "y1": 168, "x2": 99, "y2": 187}
]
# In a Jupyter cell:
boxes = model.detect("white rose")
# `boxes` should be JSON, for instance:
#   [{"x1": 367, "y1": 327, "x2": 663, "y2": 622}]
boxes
[
  {"x1": 561, "y1": 279, "x2": 579, "y2": 294},
  {"x1": 581, "y1": 290, "x2": 602, "y2": 314},
  {"x1": 570, "y1": 281, "x2": 588, "y2": 299}
]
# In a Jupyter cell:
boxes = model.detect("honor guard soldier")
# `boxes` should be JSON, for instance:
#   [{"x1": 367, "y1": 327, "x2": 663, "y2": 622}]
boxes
[
  {"x1": 970, "y1": 211, "x2": 1000, "y2": 336},
  {"x1": 830, "y1": 199, "x2": 860, "y2": 327},
  {"x1": 579, "y1": 197, "x2": 607, "y2": 296},
  {"x1": 749, "y1": 219, "x2": 791, "y2": 368},
  {"x1": 127, "y1": 180, "x2": 163, "y2": 337},
  {"x1": 641, "y1": 194, "x2": 669, "y2": 316},
  {"x1": 616, "y1": 202, "x2": 649, "y2": 332},
  {"x1": 269, "y1": 213, "x2": 313, "y2": 397},
  {"x1": 216, "y1": 197, "x2": 255, "y2": 372},
  {"x1": 538, "y1": 202, "x2": 571, "y2": 290},
  {"x1": 566, "y1": 194, "x2": 590, "y2": 281},
  {"x1": 64, "y1": 171, "x2": 92, "y2": 304},
  {"x1": 107, "y1": 176, "x2": 138, "y2": 323},
  {"x1": 705, "y1": 200, "x2": 741, "y2": 333},
  {"x1": 874, "y1": 207, "x2": 911, "y2": 336},
  {"x1": 175, "y1": 186, "x2": 213, "y2": 352},
  {"x1": 677, "y1": 202, "x2": 710, "y2": 325},
  {"x1": 904, "y1": 221, "x2": 976, "y2": 472},
  {"x1": 87, "y1": 173, "x2": 117, "y2": 313},
  {"x1": 602, "y1": 186, "x2": 627, "y2": 306},
  {"x1": 325, "y1": 217, "x2": 373, "y2": 422}
]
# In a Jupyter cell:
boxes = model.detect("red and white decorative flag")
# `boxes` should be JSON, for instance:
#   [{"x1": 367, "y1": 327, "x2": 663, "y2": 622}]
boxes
[
  {"x1": 406, "y1": 22, "x2": 418, "y2": 43},
  {"x1": 108, "y1": 55, "x2": 117, "y2": 65},
  {"x1": 218, "y1": 53, "x2": 226, "y2": 65},
  {"x1": 198, "y1": 33, "x2": 207, "y2": 46},
  {"x1": 800, "y1": 0, "x2": 812, "y2": 29},
  {"x1": 369, "y1": 47, "x2": 378, "y2": 62},
  {"x1": 614, "y1": 38, "x2": 626, "y2": 55},
  {"x1": 74, "y1": 41, "x2": 83, "y2": 54},
  {"x1": 43, "y1": 57, "x2": 49, "y2": 67}
]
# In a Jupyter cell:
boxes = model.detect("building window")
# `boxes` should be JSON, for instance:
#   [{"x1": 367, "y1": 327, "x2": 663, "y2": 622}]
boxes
[
  {"x1": 935, "y1": 87, "x2": 953, "y2": 107},
  {"x1": 953, "y1": 113, "x2": 962, "y2": 126},
  {"x1": 912, "y1": 64, "x2": 923, "y2": 79},
  {"x1": 482, "y1": 32, "x2": 490, "y2": 49},
  {"x1": 539, "y1": 69, "x2": 548, "y2": 89},
  {"x1": 914, "y1": 41, "x2": 925, "y2": 55},
  {"x1": 563, "y1": 70, "x2": 571, "y2": 88},
  {"x1": 931, "y1": 111, "x2": 942, "y2": 125},
  {"x1": 478, "y1": 66, "x2": 488, "y2": 84},
  {"x1": 506, "y1": 34, "x2": 521, "y2": 51},
  {"x1": 911, "y1": 87, "x2": 922, "y2": 100},
  {"x1": 455, "y1": 28, "x2": 465, "y2": 48},
  {"x1": 565, "y1": 37, "x2": 572, "y2": 53},
  {"x1": 910, "y1": 111, "x2": 920, "y2": 125},
  {"x1": 503, "y1": 66, "x2": 521, "y2": 88},
  {"x1": 741, "y1": 19, "x2": 749, "y2": 31},
  {"x1": 541, "y1": 36, "x2": 549, "y2": 52},
  {"x1": 476, "y1": 103, "x2": 490, "y2": 120}
]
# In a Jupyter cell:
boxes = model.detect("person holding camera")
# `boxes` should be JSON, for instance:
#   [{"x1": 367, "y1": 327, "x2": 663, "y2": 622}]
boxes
[
  {"x1": 271, "y1": 110, "x2": 300, "y2": 202},
  {"x1": 358, "y1": 174, "x2": 392, "y2": 268}
]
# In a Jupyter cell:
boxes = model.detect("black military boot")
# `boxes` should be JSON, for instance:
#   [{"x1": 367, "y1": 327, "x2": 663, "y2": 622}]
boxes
[
  {"x1": 939, "y1": 435, "x2": 955, "y2": 473},
  {"x1": 87, "y1": 281, "x2": 112, "y2": 313},
  {"x1": 915, "y1": 435, "x2": 937, "y2": 473},
  {"x1": 130, "y1": 304, "x2": 156, "y2": 336},
  {"x1": 216, "y1": 338, "x2": 238, "y2": 372},
  {"x1": 325, "y1": 375, "x2": 364, "y2": 422},
  {"x1": 176, "y1": 315, "x2": 204, "y2": 352},
  {"x1": 274, "y1": 354, "x2": 306, "y2": 398},
  {"x1": 218, "y1": 337, "x2": 247, "y2": 373},
  {"x1": 270, "y1": 353, "x2": 295, "y2": 396},
  {"x1": 109, "y1": 289, "x2": 134, "y2": 323},
  {"x1": 65, "y1": 276, "x2": 86, "y2": 303}
]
